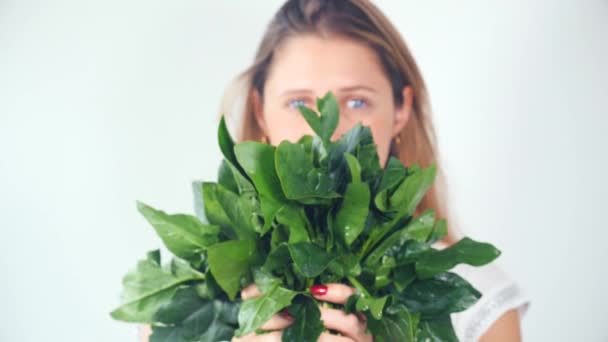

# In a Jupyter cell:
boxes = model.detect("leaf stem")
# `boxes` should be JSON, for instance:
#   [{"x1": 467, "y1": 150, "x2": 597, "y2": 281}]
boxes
[
  {"x1": 306, "y1": 278, "x2": 314, "y2": 290},
  {"x1": 347, "y1": 276, "x2": 371, "y2": 298}
]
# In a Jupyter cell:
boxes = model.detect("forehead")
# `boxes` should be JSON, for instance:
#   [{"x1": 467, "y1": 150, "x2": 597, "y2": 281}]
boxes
[{"x1": 264, "y1": 34, "x2": 390, "y2": 96}]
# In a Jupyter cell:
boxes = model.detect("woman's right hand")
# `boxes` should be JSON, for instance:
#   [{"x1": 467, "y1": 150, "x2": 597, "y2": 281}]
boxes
[{"x1": 231, "y1": 284, "x2": 294, "y2": 341}]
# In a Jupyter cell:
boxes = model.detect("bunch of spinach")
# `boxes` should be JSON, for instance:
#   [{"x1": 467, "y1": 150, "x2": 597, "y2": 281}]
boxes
[{"x1": 110, "y1": 92, "x2": 500, "y2": 342}]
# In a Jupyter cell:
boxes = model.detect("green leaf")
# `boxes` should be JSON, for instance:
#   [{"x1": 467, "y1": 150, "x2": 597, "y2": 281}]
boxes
[
  {"x1": 417, "y1": 317, "x2": 458, "y2": 342},
  {"x1": 235, "y1": 283, "x2": 297, "y2": 337},
  {"x1": 389, "y1": 163, "x2": 437, "y2": 217},
  {"x1": 192, "y1": 180, "x2": 207, "y2": 223},
  {"x1": 197, "y1": 182, "x2": 232, "y2": 231},
  {"x1": 328, "y1": 124, "x2": 372, "y2": 159},
  {"x1": 150, "y1": 286, "x2": 239, "y2": 342},
  {"x1": 207, "y1": 240, "x2": 260, "y2": 300},
  {"x1": 110, "y1": 251, "x2": 204, "y2": 323},
  {"x1": 416, "y1": 237, "x2": 501, "y2": 279},
  {"x1": 262, "y1": 244, "x2": 291, "y2": 274},
  {"x1": 392, "y1": 241, "x2": 432, "y2": 266},
  {"x1": 218, "y1": 116, "x2": 237, "y2": 166},
  {"x1": 355, "y1": 295, "x2": 389, "y2": 320},
  {"x1": 253, "y1": 268, "x2": 282, "y2": 293},
  {"x1": 344, "y1": 153, "x2": 362, "y2": 183},
  {"x1": 235, "y1": 141, "x2": 286, "y2": 201},
  {"x1": 393, "y1": 264, "x2": 417, "y2": 292},
  {"x1": 282, "y1": 295, "x2": 324, "y2": 342},
  {"x1": 275, "y1": 140, "x2": 340, "y2": 204},
  {"x1": 214, "y1": 185, "x2": 258, "y2": 240},
  {"x1": 334, "y1": 182, "x2": 370, "y2": 246},
  {"x1": 325, "y1": 124, "x2": 375, "y2": 183},
  {"x1": 327, "y1": 253, "x2": 361, "y2": 278},
  {"x1": 427, "y1": 218, "x2": 448, "y2": 244},
  {"x1": 405, "y1": 209, "x2": 435, "y2": 242},
  {"x1": 136, "y1": 201, "x2": 219, "y2": 265},
  {"x1": 217, "y1": 118, "x2": 256, "y2": 195},
  {"x1": 367, "y1": 304, "x2": 419, "y2": 342},
  {"x1": 276, "y1": 205, "x2": 311, "y2": 243},
  {"x1": 374, "y1": 157, "x2": 407, "y2": 212},
  {"x1": 374, "y1": 256, "x2": 396, "y2": 289},
  {"x1": 288, "y1": 242, "x2": 333, "y2": 278},
  {"x1": 217, "y1": 159, "x2": 239, "y2": 193},
  {"x1": 297, "y1": 92, "x2": 339, "y2": 143},
  {"x1": 397, "y1": 272, "x2": 481, "y2": 318},
  {"x1": 195, "y1": 270, "x2": 223, "y2": 300},
  {"x1": 364, "y1": 209, "x2": 435, "y2": 266},
  {"x1": 225, "y1": 159, "x2": 256, "y2": 194},
  {"x1": 258, "y1": 194, "x2": 282, "y2": 234},
  {"x1": 357, "y1": 143, "x2": 382, "y2": 183}
]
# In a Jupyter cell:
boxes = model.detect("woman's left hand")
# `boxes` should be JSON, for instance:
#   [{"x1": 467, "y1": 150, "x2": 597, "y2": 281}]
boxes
[{"x1": 309, "y1": 283, "x2": 373, "y2": 342}]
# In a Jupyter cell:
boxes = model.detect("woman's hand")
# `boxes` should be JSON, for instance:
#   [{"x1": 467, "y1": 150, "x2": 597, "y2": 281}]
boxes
[
  {"x1": 233, "y1": 283, "x2": 373, "y2": 342},
  {"x1": 231, "y1": 284, "x2": 294, "y2": 342},
  {"x1": 310, "y1": 283, "x2": 373, "y2": 342}
]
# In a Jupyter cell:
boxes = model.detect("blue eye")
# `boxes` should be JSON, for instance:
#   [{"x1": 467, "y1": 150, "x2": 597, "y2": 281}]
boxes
[
  {"x1": 288, "y1": 99, "x2": 307, "y2": 108},
  {"x1": 346, "y1": 98, "x2": 367, "y2": 109}
]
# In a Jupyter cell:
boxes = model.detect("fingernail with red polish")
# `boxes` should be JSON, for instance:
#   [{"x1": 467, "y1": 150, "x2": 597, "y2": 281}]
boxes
[{"x1": 310, "y1": 284, "x2": 328, "y2": 295}]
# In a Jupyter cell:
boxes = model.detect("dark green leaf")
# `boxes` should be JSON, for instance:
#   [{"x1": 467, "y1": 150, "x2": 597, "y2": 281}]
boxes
[
  {"x1": 367, "y1": 304, "x2": 419, "y2": 342},
  {"x1": 364, "y1": 209, "x2": 435, "y2": 266},
  {"x1": 416, "y1": 237, "x2": 501, "y2": 279},
  {"x1": 261, "y1": 243, "x2": 290, "y2": 274},
  {"x1": 283, "y1": 295, "x2": 323, "y2": 342},
  {"x1": 374, "y1": 157, "x2": 407, "y2": 212},
  {"x1": 357, "y1": 143, "x2": 382, "y2": 183},
  {"x1": 151, "y1": 286, "x2": 239, "y2": 342},
  {"x1": 393, "y1": 264, "x2": 417, "y2": 292},
  {"x1": 389, "y1": 163, "x2": 437, "y2": 217},
  {"x1": 195, "y1": 270, "x2": 222, "y2": 300},
  {"x1": 275, "y1": 140, "x2": 340, "y2": 204},
  {"x1": 397, "y1": 272, "x2": 481, "y2": 318},
  {"x1": 325, "y1": 124, "x2": 375, "y2": 181},
  {"x1": 417, "y1": 317, "x2": 458, "y2": 342},
  {"x1": 391, "y1": 240, "x2": 432, "y2": 266}
]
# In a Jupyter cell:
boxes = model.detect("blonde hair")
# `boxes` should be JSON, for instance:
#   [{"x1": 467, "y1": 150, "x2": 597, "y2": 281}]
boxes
[{"x1": 221, "y1": 0, "x2": 459, "y2": 243}]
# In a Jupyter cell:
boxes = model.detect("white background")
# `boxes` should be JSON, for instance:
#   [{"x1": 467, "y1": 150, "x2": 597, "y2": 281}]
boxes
[{"x1": 1, "y1": 1, "x2": 607, "y2": 341}]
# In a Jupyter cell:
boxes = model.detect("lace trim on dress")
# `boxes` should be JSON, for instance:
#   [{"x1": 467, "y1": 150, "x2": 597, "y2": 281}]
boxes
[{"x1": 462, "y1": 283, "x2": 523, "y2": 342}]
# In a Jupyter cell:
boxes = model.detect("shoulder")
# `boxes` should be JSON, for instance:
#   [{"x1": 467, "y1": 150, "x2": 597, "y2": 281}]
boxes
[{"x1": 433, "y1": 241, "x2": 531, "y2": 341}]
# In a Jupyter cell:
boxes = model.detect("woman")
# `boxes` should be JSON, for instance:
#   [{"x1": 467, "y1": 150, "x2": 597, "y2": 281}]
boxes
[{"x1": 141, "y1": 0, "x2": 530, "y2": 341}]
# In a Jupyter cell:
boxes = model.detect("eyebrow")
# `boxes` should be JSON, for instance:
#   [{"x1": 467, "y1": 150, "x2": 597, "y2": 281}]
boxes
[{"x1": 279, "y1": 85, "x2": 377, "y2": 97}]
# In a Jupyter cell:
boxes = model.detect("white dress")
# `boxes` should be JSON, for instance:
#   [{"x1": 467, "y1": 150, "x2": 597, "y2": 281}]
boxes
[{"x1": 434, "y1": 241, "x2": 531, "y2": 342}]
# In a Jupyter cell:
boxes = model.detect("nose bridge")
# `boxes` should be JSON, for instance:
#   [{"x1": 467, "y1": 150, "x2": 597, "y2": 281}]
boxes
[{"x1": 331, "y1": 106, "x2": 357, "y2": 141}]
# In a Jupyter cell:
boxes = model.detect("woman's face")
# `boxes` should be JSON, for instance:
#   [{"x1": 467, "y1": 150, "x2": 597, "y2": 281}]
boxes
[{"x1": 253, "y1": 34, "x2": 413, "y2": 166}]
